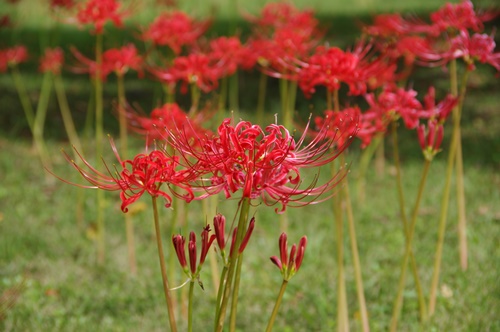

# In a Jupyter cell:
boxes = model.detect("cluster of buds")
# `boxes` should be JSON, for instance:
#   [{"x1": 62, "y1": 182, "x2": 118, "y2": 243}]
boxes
[
  {"x1": 213, "y1": 213, "x2": 255, "y2": 264},
  {"x1": 417, "y1": 120, "x2": 444, "y2": 161},
  {"x1": 270, "y1": 233, "x2": 307, "y2": 281},
  {"x1": 172, "y1": 226, "x2": 216, "y2": 288}
]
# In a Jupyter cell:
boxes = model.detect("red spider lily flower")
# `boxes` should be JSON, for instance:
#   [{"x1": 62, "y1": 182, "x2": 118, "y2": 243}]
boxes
[
  {"x1": 170, "y1": 53, "x2": 223, "y2": 93},
  {"x1": 55, "y1": 138, "x2": 194, "y2": 213},
  {"x1": 417, "y1": 120, "x2": 444, "y2": 161},
  {"x1": 69, "y1": 46, "x2": 109, "y2": 80},
  {"x1": 76, "y1": 0, "x2": 125, "y2": 34},
  {"x1": 39, "y1": 47, "x2": 64, "y2": 74},
  {"x1": 169, "y1": 116, "x2": 358, "y2": 212},
  {"x1": 314, "y1": 107, "x2": 364, "y2": 149},
  {"x1": 270, "y1": 233, "x2": 307, "y2": 281},
  {"x1": 430, "y1": 0, "x2": 485, "y2": 34},
  {"x1": 125, "y1": 102, "x2": 213, "y2": 142},
  {"x1": 0, "y1": 45, "x2": 28, "y2": 72},
  {"x1": 298, "y1": 42, "x2": 390, "y2": 98},
  {"x1": 142, "y1": 11, "x2": 210, "y2": 55},
  {"x1": 213, "y1": 213, "x2": 255, "y2": 262},
  {"x1": 415, "y1": 30, "x2": 500, "y2": 71},
  {"x1": 364, "y1": 85, "x2": 424, "y2": 130},
  {"x1": 172, "y1": 226, "x2": 216, "y2": 280},
  {"x1": 420, "y1": 87, "x2": 458, "y2": 123},
  {"x1": 102, "y1": 44, "x2": 143, "y2": 77},
  {"x1": 363, "y1": 13, "x2": 433, "y2": 38},
  {"x1": 206, "y1": 36, "x2": 244, "y2": 77}
]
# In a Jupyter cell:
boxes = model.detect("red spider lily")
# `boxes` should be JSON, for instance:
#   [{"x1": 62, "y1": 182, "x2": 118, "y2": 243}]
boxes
[
  {"x1": 430, "y1": 0, "x2": 486, "y2": 34},
  {"x1": 363, "y1": 13, "x2": 433, "y2": 38},
  {"x1": 364, "y1": 85, "x2": 425, "y2": 130},
  {"x1": 69, "y1": 46, "x2": 108, "y2": 80},
  {"x1": 39, "y1": 47, "x2": 64, "y2": 74},
  {"x1": 102, "y1": 44, "x2": 143, "y2": 77},
  {"x1": 125, "y1": 102, "x2": 213, "y2": 142},
  {"x1": 206, "y1": 36, "x2": 244, "y2": 77},
  {"x1": 170, "y1": 53, "x2": 223, "y2": 93},
  {"x1": 270, "y1": 233, "x2": 307, "y2": 281},
  {"x1": 56, "y1": 138, "x2": 195, "y2": 212},
  {"x1": 417, "y1": 119, "x2": 444, "y2": 161},
  {"x1": 314, "y1": 107, "x2": 363, "y2": 149},
  {"x1": 172, "y1": 226, "x2": 216, "y2": 281},
  {"x1": 142, "y1": 11, "x2": 210, "y2": 55},
  {"x1": 0, "y1": 45, "x2": 28, "y2": 72},
  {"x1": 168, "y1": 116, "x2": 357, "y2": 212},
  {"x1": 415, "y1": 30, "x2": 500, "y2": 71},
  {"x1": 76, "y1": 0, "x2": 125, "y2": 34},
  {"x1": 213, "y1": 214, "x2": 255, "y2": 262},
  {"x1": 299, "y1": 43, "x2": 392, "y2": 98},
  {"x1": 420, "y1": 87, "x2": 458, "y2": 123}
]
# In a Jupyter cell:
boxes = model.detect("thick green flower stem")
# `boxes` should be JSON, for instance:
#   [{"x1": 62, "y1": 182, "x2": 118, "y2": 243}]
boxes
[
  {"x1": 279, "y1": 78, "x2": 297, "y2": 131},
  {"x1": 188, "y1": 280, "x2": 195, "y2": 332},
  {"x1": 33, "y1": 72, "x2": 53, "y2": 169},
  {"x1": 202, "y1": 197, "x2": 220, "y2": 294},
  {"x1": 344, "y1": 179, "x2": 370, "y2": 332},
  {"x1": 117, "y1": 74, "x2": 137, "y2": 276},
  {"x1": 389, "y1": 159, "x2": 431, "y2": 332},
  {"x1": 162, "y1": 83, "x2": 175, "y2": 104},
  {"x1": 428, "y1": 76, "x2": 466, "y2": 316},
  {"x1": 214, "y1": 265, "x2": 228, "y2": 327},
  {"x1": 10, "y1": 65, "x2": 35, "y2": 133},
  {"x1": 265, "y1": 280, "x2": 288, "y2": 332},
  {"x1": 93, "y1": 33, "x2": 106, "y2": 265},
  {"x1": 229, "y1": 252, "x2": 245, "y2": 332},
  {"x1": 374, "y1": 136, "x2": 385, "y2": 178},
  {"x1": 152, "y1": 196, "x2": 178, "y2": 332},
  {"x1": 189, "y1": 83, "x2": 201, "y2": 115},
  {"x1": 53, "y1": 74, "x2": 83, "y2": 153},
  {"x1": 215, "y1": 198, "x2": 251, "y2": 332},
  {"x1": 256, "y1": 72, "x2": 268, "y2": 125},
  {"x1": 391, "y1": 121, "x2": 427, "y2": 322},
  {"x1": 331, "y1": 160, "x2": 349, "y2": 332},
  {"x1": 356, "y1": 135, "x2": 382, "y2": 203},
  {"x1": 449, "y1": 60, "x2": 470, "y2": 272}
]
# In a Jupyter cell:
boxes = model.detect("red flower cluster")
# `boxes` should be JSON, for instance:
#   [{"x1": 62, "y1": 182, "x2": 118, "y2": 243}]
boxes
[
  {"x1": 0, "y1": 45, "x2": 28, "y2": 72},
  {"x1": 142, "y1": 11, "x2": 210, "y2": 55},
  {"x1": 270, "y1": 233, "x2": 307, "y2": 281},
  {"x1": 39, "y1": 47, "x2": 64, "y2": 74},
  {"x1": 212, "y1": 214, "x2": 255, "y2": 263},
  {"x1": 76, "y1": 0, "x2": 125, "y2": 34}
]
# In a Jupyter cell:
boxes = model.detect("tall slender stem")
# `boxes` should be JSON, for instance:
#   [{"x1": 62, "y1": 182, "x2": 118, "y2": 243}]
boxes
[
  {"x1": 265, "y1": 280, "x2": 288, "y2": 332},
  {"x1": 188, "y1": 280, "x2": 195, "y2": 332},
  {"x1": 428, "y1": 65, "x2": 469, "y2": 315},
  {"x1": 33, "y1": 72, "x2": 53, "y2": 169},
  {"x1": 229, "y1": 72, "x2": 239, "y2": 115},
  {"x1": 391, "y1": 121, "x2": 427, "y2": 322},
  {"x1": 256, "y1": 72, "x2": 268, "y2": 125},
  {"x1": 215, "y1": 198, "x2": 250, "y2": 332},
  {"x1": 152, "y1": 196, "x2": 178, "y2": 332},
  {"x1": 344, "y1": 179, "x2": 370, "y2": 332},
  {"x1": 229, "y1": 252, "x2": 244, "y2": 331},
  {"x1": 390, "y1": 160, "x2": 431, "y2": 332},
  {"x1": 10, "y1": 65, "x2": 35, "y2": 133},
  {"x1": 53, "y1": 74, "x2": 83, "y2": 152}
]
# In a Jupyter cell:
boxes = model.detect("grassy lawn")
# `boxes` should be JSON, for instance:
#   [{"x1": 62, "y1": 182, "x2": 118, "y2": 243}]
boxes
[{"x1": 0, "y1": 136, "x2": 499, "y2": 331}]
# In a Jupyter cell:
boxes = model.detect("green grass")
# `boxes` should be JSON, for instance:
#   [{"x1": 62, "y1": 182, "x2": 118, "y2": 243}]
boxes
[{"x1": 0, "y1": 136, "x2": 499, "y2": 331}]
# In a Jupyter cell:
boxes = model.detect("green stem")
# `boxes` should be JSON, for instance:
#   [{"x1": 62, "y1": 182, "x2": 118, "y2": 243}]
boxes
[
  {"x1": 256, "y1": 72, "x2": 268, "y2": 125},
  {"x1": 229, "y1": 72, "x2": 239, "y2": 115},
  {"x1": 389, "y1": 160, "x2": 431, "y2": 332},
  {"x1": 53, "y1": 74, "x2": 83, "y2": 152},
  {"x1": 188, "y1": 280, "x2": 195, "y2": 332},
  {"x1": 265, "y1": 280, "x2": 288, "y2": 332},
  {"x1": 33, "y1": 72, "x2": 53, "y2": 169},
  {"x1": 449, "y1": 60, "x2": 470, "y2": 272},
  {"x1": 391, "y1": 121, "x2": 427, "y2": 322},
  {"x1": 152, "y1": 196, "x2": 178, "y2": 332},
  {"x1": 344, "y1": 178, "x2": 370, "y2": 332},
  {"x1": 215, "y1": 198, "x2": 251, "y2": 332},
  {"x1": 218, "y1": 76, "x2": 228, "y2": 125},
  {"x1": 356, "y1": 134, "x2": 382, "y2": 203},
  {"x1": 10, "y1": 65, "x2": 35, "y2": 133},
  {"x1": 189, "y1": 83, "x2": 200, "y2": 116},
  {"x1": 214, "y1": 265, "x2": 228, "y2": 329},
  {"x1": 428, "y1": 64, "x2": 469, "y2": 316},
  {"x1": 229, "y1": 252, "x2": 244, "y2": 331},
  {"x1": 95, "y1": 32, "x2": 105, "y2": 265}
]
